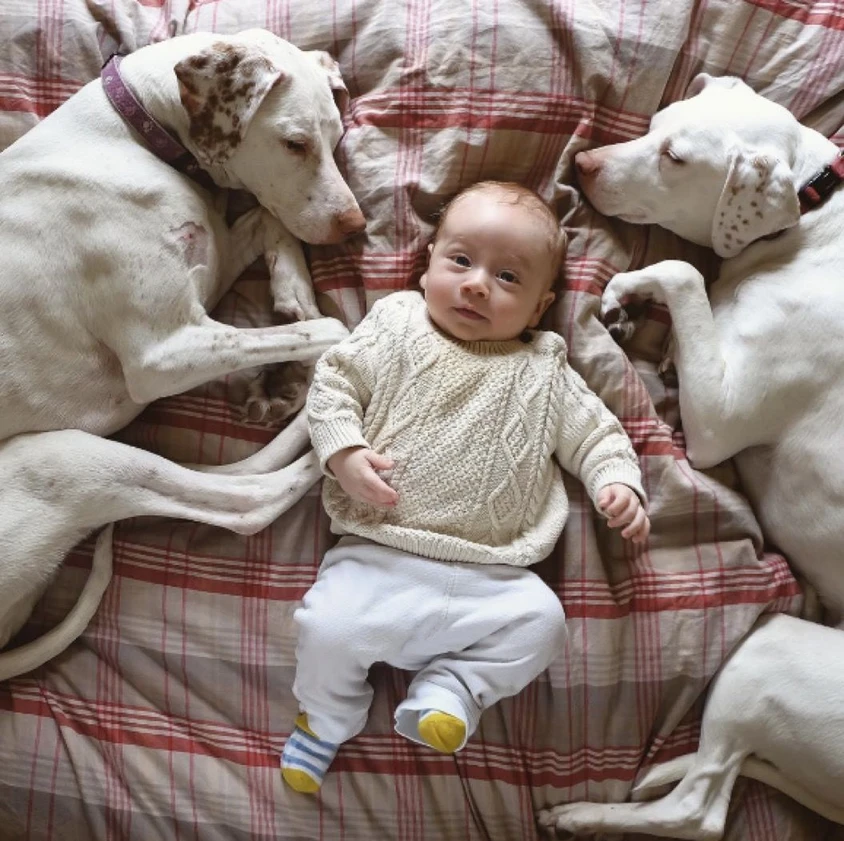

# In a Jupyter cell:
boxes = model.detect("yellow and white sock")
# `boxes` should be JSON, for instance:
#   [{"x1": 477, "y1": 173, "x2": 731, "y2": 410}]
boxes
[
  {"x1": 281, "y1": 714, "x2": 339, "y2": 793},
  {"x1": 418, "y1": 710, "x2": 466, "y2": 754}
]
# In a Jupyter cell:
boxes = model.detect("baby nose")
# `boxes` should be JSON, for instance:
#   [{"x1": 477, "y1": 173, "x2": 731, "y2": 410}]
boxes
[{"x1": 463, "y1": 272, "x2": 490, "y2": 296}]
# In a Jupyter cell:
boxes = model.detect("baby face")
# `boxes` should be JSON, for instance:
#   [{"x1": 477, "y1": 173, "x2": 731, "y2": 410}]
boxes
[{"x1": 420, "y1": 188, "x2": 557, "y2": 342}]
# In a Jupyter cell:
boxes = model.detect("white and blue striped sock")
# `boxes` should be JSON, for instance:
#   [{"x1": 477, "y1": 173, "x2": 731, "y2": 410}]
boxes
[{"x1": 281, "y1": 714, "x2": 339, "y2": 793}]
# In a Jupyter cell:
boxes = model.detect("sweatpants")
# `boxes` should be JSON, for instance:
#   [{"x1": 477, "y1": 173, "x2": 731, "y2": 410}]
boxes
[{"x1": 292, "y1": 536, "x2": 567, "y2": 749}]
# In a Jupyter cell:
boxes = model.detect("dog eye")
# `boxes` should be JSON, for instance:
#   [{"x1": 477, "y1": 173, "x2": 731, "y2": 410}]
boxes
[
  {"x1": 663, "y1": 148, "x2": 685, "y2": 164},
  {"x1": 284, "y1": 138, "x2": 308, "y2": 155}
]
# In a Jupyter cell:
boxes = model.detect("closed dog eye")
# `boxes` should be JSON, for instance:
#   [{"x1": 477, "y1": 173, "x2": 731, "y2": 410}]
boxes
[
  {"x1": 283, "y1": 137, "x2": 309, "y2": 156},
  {"x1": 661, "y1": 146, "x2": 685, "y2": 165}
]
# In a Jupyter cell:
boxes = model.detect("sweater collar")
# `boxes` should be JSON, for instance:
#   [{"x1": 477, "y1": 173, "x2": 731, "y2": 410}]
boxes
[{"x1": 417, "y1": 301, "x2": 536, "y2": 355}]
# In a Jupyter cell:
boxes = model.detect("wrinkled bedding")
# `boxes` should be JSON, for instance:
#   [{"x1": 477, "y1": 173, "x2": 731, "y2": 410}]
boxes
[{"x1": 1, "y1": 1, "x2": 842, "y2": 839}]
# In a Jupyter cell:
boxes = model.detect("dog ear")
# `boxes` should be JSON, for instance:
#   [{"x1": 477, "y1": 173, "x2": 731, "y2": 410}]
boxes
[
  {"x1": 711, "y1": 149, "x2": 800, "y2": 258},
  {"x1": 685, "y1": 73, "x2": 743, "y2": 100},
  {"x1": 175, "y1": 42, "x2": 288, "y2": 166},
  {"x1": 312, "y1": 51, "x2": 350, "y2": 117}
]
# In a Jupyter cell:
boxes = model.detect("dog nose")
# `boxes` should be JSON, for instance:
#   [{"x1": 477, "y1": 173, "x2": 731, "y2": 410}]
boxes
[
  {"x1": 575, "y1": 151, "x2": 601, "y2": 179},
  {"x1": 335, "y1": 207, "x2": 367, "y2": 239}
]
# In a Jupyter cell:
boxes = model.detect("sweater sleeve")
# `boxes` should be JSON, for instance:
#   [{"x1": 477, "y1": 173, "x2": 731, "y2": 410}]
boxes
[
  {"x1": 306, "y1": 300, "x2": 386, "y2": 473},
  {"x1": 553, "y1": 358, "x2": 647, "y2": 508}
]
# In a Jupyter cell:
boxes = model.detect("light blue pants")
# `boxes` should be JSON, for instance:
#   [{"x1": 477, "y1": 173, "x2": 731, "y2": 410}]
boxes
[{"x1": 292, "y1": 537, "x2": 567, "y2": 748}]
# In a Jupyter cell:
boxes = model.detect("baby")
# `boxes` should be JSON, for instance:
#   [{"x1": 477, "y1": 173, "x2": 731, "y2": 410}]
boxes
[{"x1": 281, "y1": 180, "x2": 649, "y2": 793}]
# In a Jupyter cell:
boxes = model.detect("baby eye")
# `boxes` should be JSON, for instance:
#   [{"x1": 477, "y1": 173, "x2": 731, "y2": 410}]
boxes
[
  {"x1": 451, "y1": 254, "x2": 471, "y2": 267},
  {"x1": 498, "y1": 270, "x2": 519, "y2": 284}
]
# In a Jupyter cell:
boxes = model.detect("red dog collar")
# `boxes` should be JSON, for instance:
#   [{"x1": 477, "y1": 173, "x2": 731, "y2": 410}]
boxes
[{"x1": 798, "y1": 148, "x2": 844, "y2": 213}]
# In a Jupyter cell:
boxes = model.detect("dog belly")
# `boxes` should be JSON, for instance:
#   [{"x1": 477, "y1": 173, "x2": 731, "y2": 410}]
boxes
[
  {"x1": 737, "y1": 434, "x2": 844, "y2": 617},
  {"x1": 713, "y1": 615, "x2": 844, "y2": 807},
  {"x1": 0, "y1": 346, "x2": 140, "y2": 439}
]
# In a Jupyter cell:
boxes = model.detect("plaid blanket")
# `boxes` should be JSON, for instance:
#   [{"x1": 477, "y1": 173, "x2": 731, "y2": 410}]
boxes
[{"x1": 1, "y1": 1, "x2": 842, "y2": 839}]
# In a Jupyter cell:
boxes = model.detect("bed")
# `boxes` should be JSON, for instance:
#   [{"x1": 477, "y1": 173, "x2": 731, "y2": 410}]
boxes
[{"x1": 1, "y1": 1, "x2": 842, "y2": 839}]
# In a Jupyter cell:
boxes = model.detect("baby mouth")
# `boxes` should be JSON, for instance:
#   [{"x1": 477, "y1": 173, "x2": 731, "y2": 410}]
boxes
[{"x1": 454, "y1": 307, "x2": 486, "y2": 321}]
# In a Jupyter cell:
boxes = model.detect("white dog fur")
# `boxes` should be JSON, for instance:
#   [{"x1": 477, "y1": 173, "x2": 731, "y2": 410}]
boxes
[
  {"x1": 539, "y1": 613, "x2": 844, "y2": 839},
  {"x1": 538, "y1": 75, "x2": 844, "y2": 837},
  {"x1": 0, "y1": 29, "x2": 365, "y2": 680}
]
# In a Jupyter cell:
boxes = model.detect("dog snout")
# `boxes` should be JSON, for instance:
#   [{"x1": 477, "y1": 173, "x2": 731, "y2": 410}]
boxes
[
  {"x1": 574, "y1": 150, "x2": 602, "y2": 180},
  {"x1": 334, "y1": 207, "x2": 366, "y2": 239}
]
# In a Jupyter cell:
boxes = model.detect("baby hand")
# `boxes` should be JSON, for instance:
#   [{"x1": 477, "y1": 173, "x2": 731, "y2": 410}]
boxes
[
  {"x1": 597, "y1": 483, "x2": 650, "y2": 544},
  {"x1": 327, "y1": 447, "x2": 399, "y2": 508}
]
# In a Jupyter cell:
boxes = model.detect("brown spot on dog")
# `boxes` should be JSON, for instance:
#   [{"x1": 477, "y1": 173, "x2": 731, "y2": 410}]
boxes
[{"x1": 174, "y1": 42, "x2": 282, "y2": 165}]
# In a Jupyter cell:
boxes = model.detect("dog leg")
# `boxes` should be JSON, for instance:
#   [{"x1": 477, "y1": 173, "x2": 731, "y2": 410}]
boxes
[
  {"x1": 188, "y1": 408, "x2": 311, "y2": 475},
  {"x1": 538, "y1": 741, "x2": 744, "y2": 841},
  {"x1": 263, "y1": 218, "x2": 321, "y2": 321},
  {"x1": 0, "y1": 429, "x2": 322, "y2": 675},
  {"x1": 211, "y1": 206, "x2": 276, "y2": 303},
  {"x1": 601, "y1": 260, "x2": 755, "y2": 468},
  {"x1": 121, "y1": 312, "x2": 348, "y2": 405},
  {"x1": 240, "y1": 219, "x2": 321, "y2": 424}
]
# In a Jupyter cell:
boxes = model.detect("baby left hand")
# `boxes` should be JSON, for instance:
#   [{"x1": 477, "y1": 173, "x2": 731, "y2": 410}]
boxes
[{"x1": 597, "y1": 484, "x2": 650, "y2": 544}]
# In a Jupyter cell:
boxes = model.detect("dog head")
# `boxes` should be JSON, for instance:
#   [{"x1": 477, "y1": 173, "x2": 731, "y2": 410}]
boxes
[
  {"x1": 174, "y1": 30, "x2": 364, "y2": 244},
  {"x1": 574, "y1": 74, "x2": 802, "y2": 258}
]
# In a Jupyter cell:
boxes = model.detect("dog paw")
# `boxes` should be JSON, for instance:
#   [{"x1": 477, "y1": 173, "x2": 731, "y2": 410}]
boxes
[
  {"x1": 240, "y1": 362, "x2": 311, "y2": 426},
  {"x1": 536, "y1": 806, "x2": 578, "y2": 838},
  {"x1": 604, "y1": 307, "x2": 637, "y2": 343},
  {"x1": 536, "y1": 804, "x2": 604, "y2": 838},
  {"x1": 273, "y1": 292, "x2": 322, "y2": 324}
]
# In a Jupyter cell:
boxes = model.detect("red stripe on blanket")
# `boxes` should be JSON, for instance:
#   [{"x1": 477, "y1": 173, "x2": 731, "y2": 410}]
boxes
[{"x1": 744, "y1": 0, "x2": 844, "y2": 29}]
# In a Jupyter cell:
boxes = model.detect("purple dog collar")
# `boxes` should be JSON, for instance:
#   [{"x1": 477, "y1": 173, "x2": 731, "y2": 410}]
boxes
[{"x1": 101, "y1": 54, "x2": 216, "y2": 191}]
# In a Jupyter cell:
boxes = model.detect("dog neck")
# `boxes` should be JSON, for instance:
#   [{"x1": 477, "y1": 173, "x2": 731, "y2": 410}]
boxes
[
  {"x1": 110, "y1": 36, "x2": 241, "y2": 190},
  {"x1": 792, "y1": 126, "x2": 842, "y2": 197}
]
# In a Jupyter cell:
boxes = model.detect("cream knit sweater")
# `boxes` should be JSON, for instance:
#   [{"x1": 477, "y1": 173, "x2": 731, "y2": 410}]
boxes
[{"x1": 307, "y1": 291, "x2": 645, "y2": 567}]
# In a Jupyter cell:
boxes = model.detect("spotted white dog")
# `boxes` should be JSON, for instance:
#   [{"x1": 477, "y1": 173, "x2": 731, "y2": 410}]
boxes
[
  {"x1": 538, "y1": 74, "x2": 844, "y2": 840},
  {"x1": 0, "y1": 29, "x2": 364, "y2": 679}
]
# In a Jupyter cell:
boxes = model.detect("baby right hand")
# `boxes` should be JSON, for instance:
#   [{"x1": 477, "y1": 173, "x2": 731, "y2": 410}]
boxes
[{"x1": 327, "y1": 447, "x2": 399, "y2": 508}]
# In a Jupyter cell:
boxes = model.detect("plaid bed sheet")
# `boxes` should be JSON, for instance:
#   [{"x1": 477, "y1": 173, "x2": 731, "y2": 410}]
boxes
[{"x1": 0, "y1": 0, "x2": 843, "y2": 839}]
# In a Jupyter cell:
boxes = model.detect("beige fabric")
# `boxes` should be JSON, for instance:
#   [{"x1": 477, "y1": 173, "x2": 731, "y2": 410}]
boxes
[{"x1": 0, "y1": 1, "x2": 841, "y2": 839}]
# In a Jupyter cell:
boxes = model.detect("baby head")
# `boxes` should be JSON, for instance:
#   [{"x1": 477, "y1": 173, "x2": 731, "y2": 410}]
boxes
[{"x1": 420, "y1": 181, "x2": 566, "y2": 342}]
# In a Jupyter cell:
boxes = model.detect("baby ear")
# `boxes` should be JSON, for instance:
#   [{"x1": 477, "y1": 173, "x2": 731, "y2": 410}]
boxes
[
  {"x1": 711, "y1": 148, "x2": 800, "y2": 258},
  {"x1": 529, "y1": 290, "x2": 556, "y2": 327}
]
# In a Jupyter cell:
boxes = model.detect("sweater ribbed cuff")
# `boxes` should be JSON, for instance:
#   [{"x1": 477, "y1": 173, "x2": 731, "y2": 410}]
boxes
[
  {"x1": 586, "y1": 461, "x2": 647, "y2": 509},
  {"x1": 309, "y1": 420, "x2": 371, "y2": 474}
]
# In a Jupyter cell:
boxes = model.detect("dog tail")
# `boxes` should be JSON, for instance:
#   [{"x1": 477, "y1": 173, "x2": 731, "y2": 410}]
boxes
[
  {"x1": 0, "y1": 523, "x2": 114, "y2": 682},
  {"x1": 633, "y1": 755, "x2": 844, "y2": 826}
]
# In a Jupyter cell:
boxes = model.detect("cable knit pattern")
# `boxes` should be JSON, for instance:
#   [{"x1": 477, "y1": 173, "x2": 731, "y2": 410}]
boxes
[{"x1": 307, "y1": 291, "x2": 645, "y2": 567}]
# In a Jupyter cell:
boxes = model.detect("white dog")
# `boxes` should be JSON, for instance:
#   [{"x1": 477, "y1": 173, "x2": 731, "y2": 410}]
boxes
[
  {"x1": 539, "y1": 613, "x2": 844, "y2": 839},
  {"x1": 538, "y1": 74, "x2": 844, "y2": 838},
  {"x1": 0, "y1": 30, "x2": 365, "y2": 680}
]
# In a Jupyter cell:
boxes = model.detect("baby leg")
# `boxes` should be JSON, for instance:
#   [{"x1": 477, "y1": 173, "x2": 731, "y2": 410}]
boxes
[
  {"x1": 283, "y1": 539, "x2": 447, "y2": 790},
  {"x1": 394, "y1": 562, "x2": 567, "y2": 752}
]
